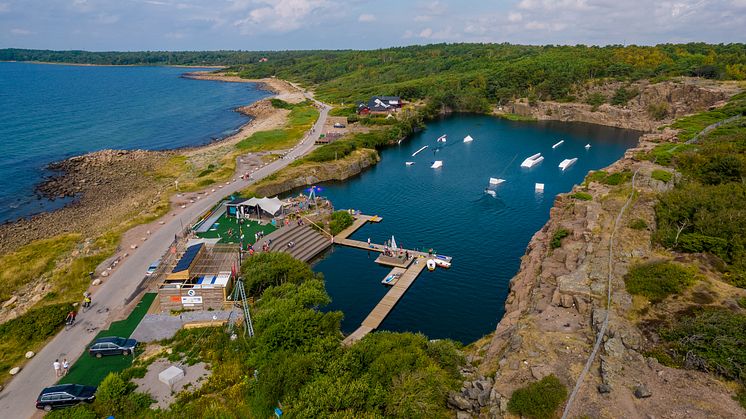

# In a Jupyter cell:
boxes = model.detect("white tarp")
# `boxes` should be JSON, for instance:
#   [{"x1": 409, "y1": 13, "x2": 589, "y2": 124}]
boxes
[
  {"x1": 237, "y1": 196, "x2": 283, "y2": 215},
  {"x1": 159, "y1": 365, "x2": 184, "y2": 388}
]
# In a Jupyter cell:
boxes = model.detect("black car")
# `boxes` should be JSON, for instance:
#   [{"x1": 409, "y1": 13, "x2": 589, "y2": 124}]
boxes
[
  {"x1": 88, "y1": 336, "x2": 137, "y2": 358},
  {"x1": 36, "y1": 384, "x2": 96, "y2": 411}
]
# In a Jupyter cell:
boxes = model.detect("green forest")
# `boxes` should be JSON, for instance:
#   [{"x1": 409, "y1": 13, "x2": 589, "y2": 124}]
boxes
[{"x1": 3, "y1": 43, "x2": 746, "y2": 110}]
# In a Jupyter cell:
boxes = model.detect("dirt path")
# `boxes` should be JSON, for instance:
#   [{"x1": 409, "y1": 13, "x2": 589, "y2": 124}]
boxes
[{"x1": 0, "y1": 84, "x2": 330, "y2": 419}]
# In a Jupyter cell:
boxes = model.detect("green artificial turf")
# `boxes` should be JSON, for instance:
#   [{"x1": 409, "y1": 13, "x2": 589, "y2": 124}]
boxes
[
  {"x1": 196, "y1": 214, "x2": 277, "y2": 245},
  {"x1": 58, "y1": 293, "x2": 156, "y2": 386}
]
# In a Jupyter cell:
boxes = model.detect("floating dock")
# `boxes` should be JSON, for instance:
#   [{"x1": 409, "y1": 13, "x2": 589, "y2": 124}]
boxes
[
  {"x1": 552, "y1": 140, "x2": 564, "y2": 149},
  {"x1": 412, "y1": 145, "x2": 428, "y2": 157},
  {"x1": 334, "y1": 213, "x2": 450, "y2": 345},
  {"x1": 559, "y1": 158, "x2": 578, "y2": 171},
  {"x1": 521, "y1": 153, "x2": 543, "y2": 168}
]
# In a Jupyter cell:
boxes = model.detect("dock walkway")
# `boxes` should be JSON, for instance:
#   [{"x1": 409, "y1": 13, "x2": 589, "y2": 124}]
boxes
[{"x1": 335, "y1": 213, "x2": 444, "y2": 346}]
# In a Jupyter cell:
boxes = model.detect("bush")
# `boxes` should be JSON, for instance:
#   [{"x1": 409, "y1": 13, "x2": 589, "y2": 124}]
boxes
[
  {"x1": 270, "y1": 98, "x2": 294, "y2": 109},
  {"x1": 507, "y1": 375, "x2": 567, "y2": 419},
  {"x1": 737, "y1": 296, "x2": 746, "y2": 309},
  {"x1": 570, "y1": 192, "x2": 593, "y2": 201},
  {"x1": 0, "y1": 302, "x2": 71, "y2": 344},
  {"x1": 629, "y1": 219, "x2": 648, "y2": 230},
  {"x1": 648, "y1": 102, "x2": 670, "y2": 120},
  {"x1": 45, "y1": 405, "x2": 97, "y2": 419},
  {"x1": 586, "y1": 93, "x2": 606, "y2": 111},
  {"x1": 584, "y1": 170, "x2": 607, "y2": 185},
  {"x1": 602, "y1": 171, "x2": 631, "y2": 185},
  {"x1": 550, "y1": 228, "x2": 570, "y2": 249},
  {"x1": 651, "y1": 169, "x2": 673, "y2": 183},
  {"x1": 624, "y1": 261, "x2": 698, "y2": 303},
  {"x1": 611, "y1": 86, "x2": 639, "y2": 106},
  {"x1": 241, "y1": 252, "x2": 320, "y2": 297},
  {"x1": 329, "y1": 210, "x2": 354, "y2": 236}
]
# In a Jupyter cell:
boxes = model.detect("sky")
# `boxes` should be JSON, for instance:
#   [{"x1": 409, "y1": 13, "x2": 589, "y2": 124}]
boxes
[{"x1": 1, "y1": 0, "x2": 745, "y2": 51}]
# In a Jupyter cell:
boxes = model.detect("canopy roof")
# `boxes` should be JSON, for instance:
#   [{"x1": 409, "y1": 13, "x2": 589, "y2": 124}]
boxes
[{"x1": 234, "y1": 196, "x2": 284, "y2": 215}]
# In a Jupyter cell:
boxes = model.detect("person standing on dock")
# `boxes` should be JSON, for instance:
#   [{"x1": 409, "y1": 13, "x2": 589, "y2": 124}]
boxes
[{"x1": 367, "y1": 237, "x2": 371, "y2": 248}]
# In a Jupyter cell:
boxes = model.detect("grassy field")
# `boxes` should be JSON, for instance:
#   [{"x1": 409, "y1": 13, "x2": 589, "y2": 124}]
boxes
[
  {"x1": 58, "y1": 293, "x2": 156, "y2": 387},
  {"x1": 196, "y1": 214, "x2": 277, "y2": 245},
  {"x1": 236, "y1": 100, "x2": 318, "y2": 152}
]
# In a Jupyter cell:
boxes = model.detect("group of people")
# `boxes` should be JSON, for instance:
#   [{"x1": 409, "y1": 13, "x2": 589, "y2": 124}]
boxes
[
  {"x1": 52, "y1": 359, "x2": 69, "y2": 377},
  {"x1": 65, "y1": 292, "x2": 92, "y2": 326}
]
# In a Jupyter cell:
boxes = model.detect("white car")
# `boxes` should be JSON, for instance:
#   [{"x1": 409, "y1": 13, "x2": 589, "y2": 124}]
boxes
[{"x1": 145, "y1": 259, "x2": 161, "y2": 276}]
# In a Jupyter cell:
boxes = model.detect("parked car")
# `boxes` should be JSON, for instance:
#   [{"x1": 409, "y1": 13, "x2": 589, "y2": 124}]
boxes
[
  {"x1": 145, "y1": 259, "x2": 161, "y2": 276},
  {"x1": 88, "y1": 336, "x2": 137, "y2": 358},
  {"x1": 36, "y1": 384, "x2": 96, "y2": 411},
  {"x1": 333, "y1": 122, "x2": 346, "y2": 128}
]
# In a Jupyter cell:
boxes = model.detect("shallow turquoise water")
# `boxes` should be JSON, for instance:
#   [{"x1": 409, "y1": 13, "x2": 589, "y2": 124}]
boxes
[
  {"x1": 0, "y1": 62, "x2": 270, "y2": 222},
  {"x1": 312, "y1": 114, "x2": 639, "y2": 343}
]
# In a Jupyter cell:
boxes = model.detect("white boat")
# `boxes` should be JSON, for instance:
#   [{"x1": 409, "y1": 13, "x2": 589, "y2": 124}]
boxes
[
  {"x1": 489, "y1": 177, "x2": 505, "y2": 185},
  {"x1": 559, "y1": 158, "x2": 578, "y2": 171},
  {"x1": 436, "y1": 134, "x2": 447, "y2": 143},
  {"x1": 382, "y1": 273, "x2": 401, "y2": 285},
  {"x1": 552, "y1": 140, "x2": 564, "y2": 149},
  {"x1": 535, "y1": 183, "x2": 545, "y2": 192},
  {"x1": 412, "y1": 145, "x2": 428, "y2": 157},
  {"x1": 426, "y1": 259, "x2": 436, "y2": 271},
  {"x1": 463, "y1": 135, "x2": 474, "y2": 143},
  {"x1": 521, "y1": 155, "x2": 544, "y2": 168},
  {"x1": 405, "y1": 161, "x2": 415, "y2": 166},
  {"x1": 390, "y1": 235, "x2": 398, "y2": 251},
  {"x1": 431, "y1": 160, "x2": 443, "y2": 169},
  {"x1": 585, "y1": 144, "x2": 591, "y2": 149},
  {"x1": 433, "y1": 254, "x2": 452, "y2": 268},
  {"x1": 485, "y1": 189, "x2": 497, "y2": 197},
  {"x1": 520, "y1": 153, "x2": 543, "y2": 168}
]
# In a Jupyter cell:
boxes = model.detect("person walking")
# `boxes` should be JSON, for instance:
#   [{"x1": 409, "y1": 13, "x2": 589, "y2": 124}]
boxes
[
  {"x1": 53, "y1": 359, "x2": 61, "y2": 378},
  {"x1": 62, "y1": 359, "x2": 69, "y2": 376}
]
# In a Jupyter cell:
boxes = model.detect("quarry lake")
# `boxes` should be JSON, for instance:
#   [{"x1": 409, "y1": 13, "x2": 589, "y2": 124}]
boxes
[{"x1": 313, "y1": 114, "x2": 640, "y2": 343}]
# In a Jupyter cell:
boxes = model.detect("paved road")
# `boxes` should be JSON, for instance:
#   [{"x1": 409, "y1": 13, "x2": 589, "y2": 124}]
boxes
[{"x1": 0, "y1": 93, "x2": 330, "y2": 419}]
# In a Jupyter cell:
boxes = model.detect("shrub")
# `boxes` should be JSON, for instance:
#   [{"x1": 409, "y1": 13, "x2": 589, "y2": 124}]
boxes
[
  {"x1": 0, "y1": 302, "x2": 71, "y2": 344},
  {"x1": 611, "y1": 86, "x2": 639, "y2": 106},
  {"x1": 270, "y1": 98, "x2": 293, "y2": 109},
  {"x1": 624, "y1": 261, "x2": 698, "y2": 303},
  {"x1": 737, "y1": 296, "x2": 746, "y2": 309},
  {"x1": 570, "y1": 192, "x2": 593, "y2": 201},
  {"x1": 45, "y1": 405, "x2": 97, "y2": 419},
  {"x1": 651, "y1": 169, "x2": 673, "y2": 183},
  {"x1": 507, "y1": 375, "x2": 567, "y2": 419},
  {"x1": 602, "y1": 171, "x2": 631, "y2": 185},
  {"x1": 629, "y1": 219, "x2": 648, "y2": 230},
  {"x1": 586, "y1": 93, "x2": 606, "y2": 111},
  {"x1": 550, "y1": 228, "x2": 570, "y2": 249},
  {"x1": 584, "y1": 170, "x2": 607, "y2": 185},
  {"x1": 329, "y1": 210, "x2": 354, "y2": 236},
  {"x1": 648, "y1": 102, "x2": 670, "y2": 120}
]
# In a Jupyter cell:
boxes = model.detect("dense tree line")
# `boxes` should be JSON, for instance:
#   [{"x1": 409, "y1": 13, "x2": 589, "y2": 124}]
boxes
[{"x1": 4, "y1": 43, "x2": 746, "y2": 110}]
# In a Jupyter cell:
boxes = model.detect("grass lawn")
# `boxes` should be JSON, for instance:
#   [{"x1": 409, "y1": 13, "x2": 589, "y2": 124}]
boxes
[
  {"x1": 196, "y1": 214, "x2": 277, "y2": 245},
  {"x1": 58, "y1": 293, "x2": 156, "y2": 386},
  {"x1": 235, "y1": 101, "x2": 318, "y2": 152}
]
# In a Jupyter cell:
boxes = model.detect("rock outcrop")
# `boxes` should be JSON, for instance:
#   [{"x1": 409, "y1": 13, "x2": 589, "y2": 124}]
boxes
[{"x1": 503, "y1": 78, "x2": 739, "y2": 132}]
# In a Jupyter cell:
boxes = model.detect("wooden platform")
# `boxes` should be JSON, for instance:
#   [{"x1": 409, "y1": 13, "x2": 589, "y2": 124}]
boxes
[
  {"x1": 381, "y1": 267, "x2": 407, "y2": 286},
  {"x1": 334, "y1": 213, "x2": 448, "y2": 346}
]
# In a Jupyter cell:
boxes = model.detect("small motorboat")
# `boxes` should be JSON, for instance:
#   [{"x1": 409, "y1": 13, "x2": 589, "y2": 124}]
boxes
[
  {"x1": 552, "y1": 140, "x2": 564, "y2": 149},
  {"x1": 405, "y1": 161, "x2": 415, "y2": 166},
  {"x1": 535, "y1": 183, "x2": 545, "y2": 192},
  {"x1": 463, "y1": 135, "x2": 474, "y2": 143},
  {"x1": 521, "y1": 153, "x2": 543, "y2": 168},
  {"x1": 431, "y1": 160, "x2": 443, "y2": 169},
  {"x1": 436, "y1": 134, "x2": 447, "y2": 143},
  {"x1": 426, "y1": 259, "x2": 436, "y2": 271},
  {"x1": 433, "y1": 254, "x2": 452, "y2": 268},
  {"x1": 559, "y1": 158, "x2": 578, "y2": 171},
  {"x1": 382, "y1": 273, "x2": 401, "y2": 285},
  {"x1": 585, "y1": 144, "x2": 591, "y2": 149}
]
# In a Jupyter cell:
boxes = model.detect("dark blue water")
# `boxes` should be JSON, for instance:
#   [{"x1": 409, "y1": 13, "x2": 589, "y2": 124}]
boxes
[
  {"x1": 313, "y1": 114, "x2": 639, "y2": 343},
  {"x1": 0, "y1": 62, "x2": 270, "y2": 223}
]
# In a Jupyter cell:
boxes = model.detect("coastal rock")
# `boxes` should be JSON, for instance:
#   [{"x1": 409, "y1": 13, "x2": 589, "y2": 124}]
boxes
[
  {"x1": 456, "y1": 411, "x2": 472, "y2": 419},
  {"x1": 2, "y1": 296, "x2": 18, "y2": 308},
  {"x1": 447, "y1": 392, "x2": 473, "y2": 411},
  {"x1": 598, "y1": 383, "x2": 612, "y2": 394},
  {"x1": 530, "y1": 365, "x2": 552, "y2": 380},
  {"x1": 9, "y1": 367, "x2": 20, "y2": 375},
  {"x1": 635, "y1": 384, "x2": 652, "y2": 399},
  {"x1": 25, "y1": 351, "x2": 35, "y2": 359},
  {"x1": 92, "y1": 278, "x2": 102, "y2": 286}
]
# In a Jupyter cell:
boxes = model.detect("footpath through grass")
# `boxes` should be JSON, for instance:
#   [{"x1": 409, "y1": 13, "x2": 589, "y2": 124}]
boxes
[{"x1": 59, "y1": 293, "x2": 156, "y2": 387}]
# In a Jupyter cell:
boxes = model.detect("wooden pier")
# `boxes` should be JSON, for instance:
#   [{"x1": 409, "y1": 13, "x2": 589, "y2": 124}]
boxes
[{"x1": 335, "y1": 213, "x2": 446, "y2": 346}]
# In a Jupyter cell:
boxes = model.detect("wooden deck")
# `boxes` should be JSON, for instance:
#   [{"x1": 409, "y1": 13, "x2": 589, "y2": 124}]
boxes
[{"x1": 334, "y1": 213, "x2": 447, "y2": 346}]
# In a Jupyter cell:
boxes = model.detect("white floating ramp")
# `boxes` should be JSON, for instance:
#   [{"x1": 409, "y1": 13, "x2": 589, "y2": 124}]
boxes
[
  {"x1": 412, "y1": 145, "x2": 428, "y2": 157},
  {"x1": 535, "y1": 183, "x2": 545, "y2": 192},
  {"x1": 405, "y1": 161, "x2": 415, "y2": 166},
  {"x1": 559, "y1": 158, "x2": 578, "y2": 171},
  {"x1": 431, "y1": 160, "x2": 443, "y2": 169},
  {"x1": 489, "y1": 177, "x2": 505, "y2": 185},
  {"x1": 552, "y1": 140, "x2": 564, "y2": 149},
  {"x1": 463, "y1": 135, "x2": 474, "y2": 143},
  {"x1": 437, "y1": 134, "x2": 447, "y2": 143},
  {"x1": 585, "y1": 144, "x2": 591, "y2": 149},
  {"x1": 521, "y1": 153, "x2": 544, "y2": 168}
]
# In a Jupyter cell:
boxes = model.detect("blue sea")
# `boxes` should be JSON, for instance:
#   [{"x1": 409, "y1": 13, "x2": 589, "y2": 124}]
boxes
[
  {"x1": 0, "y1": 62, "x2": 270, "y2": 223},
  {"x1": 312, "y1": 114, "x2": 640, "y2": 343}
]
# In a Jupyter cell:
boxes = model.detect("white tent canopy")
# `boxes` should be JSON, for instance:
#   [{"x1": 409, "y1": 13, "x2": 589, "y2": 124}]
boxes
[{"x1": 234, "y1": 196, "x2": 284, "y2": 216}]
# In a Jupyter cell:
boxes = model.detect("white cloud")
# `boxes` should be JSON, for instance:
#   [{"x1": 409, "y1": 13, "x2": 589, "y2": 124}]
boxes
[
  {"x1": 94, "y1": 13, "x2": 119, "y2": 24},
  {"x1": 358, "y1": 13, "x2": 375, "y2": 22},
  {"x1": 419, "y1": 27, "x2": 433, "y2": 38},
  {"x1": 508, "y1": 12, "x2": 522, "y2": 22},
  {"x1": 402, "y1": 29, "x2": 414, "y2": 38},
  {"x1": 414, "y1": 15, "x2": 431, "y2": 22},
  {"x1": 10, "y1": 28, "x2": 32, "y2": 35},
  {"x1": 233, "y1": 0, "x2": 332, "y2": 33},
  {"x1": 165, "y1": 31, "x2": 186, "y2": 39},
  {"x1": 0, "y1": 2, "x2": 9, "y2": 13}
]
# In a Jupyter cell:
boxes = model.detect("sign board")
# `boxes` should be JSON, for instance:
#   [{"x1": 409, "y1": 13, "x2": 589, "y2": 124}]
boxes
[
  {"x1": 274, "y1": 407, "x2": 283, "y2": 417},
  {"x1": 181, "y1": 296, "x2": 203, "y2": 305},
  {"x1": 187, "y1": 289, "x2": 196, "y2": 297}
]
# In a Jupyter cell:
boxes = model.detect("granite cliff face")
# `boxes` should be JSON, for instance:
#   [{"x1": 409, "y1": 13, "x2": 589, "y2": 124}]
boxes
[{"x1": 504, "y1": 78, "x2": 739, "y2": 131}]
